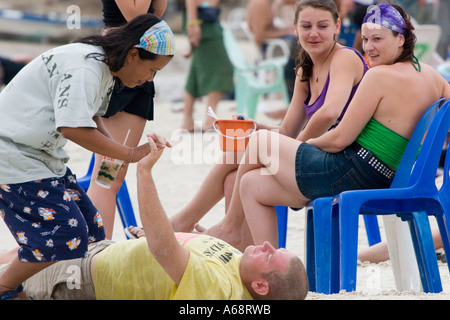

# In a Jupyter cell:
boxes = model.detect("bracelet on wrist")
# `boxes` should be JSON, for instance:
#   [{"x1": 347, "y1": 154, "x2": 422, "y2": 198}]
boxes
[
  {"x1": 128, "y1": 147, "x2": 134, "y2": 163},
  {"x1": 186, "y1": 19, "x2": 202, "y2": 28}
]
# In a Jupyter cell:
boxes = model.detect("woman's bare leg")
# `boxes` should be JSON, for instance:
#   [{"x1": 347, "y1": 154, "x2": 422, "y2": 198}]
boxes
[
  {"x1": 223, "y1": 170, "x2": 236, "y2": 211},
  {"x1": 87, "y1": 112, "x2": 146, "y2": 239},
  {"x1": 170, "y1": 155, "x2": 241, "y2": 232},
  {"x1": 200, "y1": 130, "x2": 308, "y2": 250},
  {"x1": 203, "y1": 91, "x2": 223, "y2": 131},
  {"x1": 0, "y1": 248, "x2": 18, "y2": 266},
  {"x1": 240, "y1": 167, "x2": 308, "y2": 247},
  {"x1": 180, "y1": 92, "x2": 196, "y2": 132},
  {"x1": 357, "y1": 227, "x2": 444, "y2": 263},
  {"x1": 180, "y1": 91, "x2": 223, "y2": 132},
  {"x1": 0, "y1": 257, "x2": 55, "y2": 300}
]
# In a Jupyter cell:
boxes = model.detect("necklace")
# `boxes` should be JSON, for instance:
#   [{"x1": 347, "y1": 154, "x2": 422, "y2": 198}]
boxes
[{"x1": 314, "y1": 41, "x2": 337, "y2": 83}]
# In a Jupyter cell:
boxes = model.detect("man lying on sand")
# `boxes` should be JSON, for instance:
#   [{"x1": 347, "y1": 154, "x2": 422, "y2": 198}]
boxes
[{"x1": 0, "y1": 134, "x2": 308, "y2": 300}]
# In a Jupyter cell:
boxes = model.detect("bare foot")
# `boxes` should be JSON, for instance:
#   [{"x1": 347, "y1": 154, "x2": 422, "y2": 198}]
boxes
[
  {"x1": 180, "y1": 117, "x2": 196, "y2": 132},
  {"x1": 202, "y1": 117, "x2": 215, "y2": 132},
  {"x1": 179, "y1": 124, "x2": 195, "y2": 133},
  {"x1": 194, "y1": 222, "x2": 246, "y2": 251},
  {"x1": 125, "y1": 226, "x2": 145, "y2": 239},
  {"x1": 170, "y1": 215, "x2": 195, "y2": 233}
]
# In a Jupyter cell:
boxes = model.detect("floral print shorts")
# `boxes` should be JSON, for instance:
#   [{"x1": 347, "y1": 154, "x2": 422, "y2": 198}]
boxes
[{"x1": 0, "y1": 168, "x2": 105, "y2": 263}]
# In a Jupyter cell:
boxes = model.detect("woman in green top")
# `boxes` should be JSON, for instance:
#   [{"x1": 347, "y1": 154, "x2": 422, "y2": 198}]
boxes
[
  {"x1": 198, "y1": 2, "x2": 450, "y2": 250},
  {"x1": 179, "y1": 0, "x2": 233, "y2": 132}
]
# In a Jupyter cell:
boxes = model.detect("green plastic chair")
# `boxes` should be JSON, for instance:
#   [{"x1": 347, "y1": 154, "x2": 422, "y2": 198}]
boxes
[
  {"x1": 414, "y1": 24, "x2": 441, "y2": 64},
  {"x1": 221, "y1": 23, "x2": 290, "y2": 119}
]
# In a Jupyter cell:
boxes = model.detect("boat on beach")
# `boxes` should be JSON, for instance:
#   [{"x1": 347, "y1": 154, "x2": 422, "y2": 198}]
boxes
[{"x1": 0, "y1": 8, "x2": 102, "y2": 42}]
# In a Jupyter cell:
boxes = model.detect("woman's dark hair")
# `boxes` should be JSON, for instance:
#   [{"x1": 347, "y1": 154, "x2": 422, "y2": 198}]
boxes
[
  {"x1": 384, "y1": 1, "x2": 417, "y2": 64},
  {"x1": 293, "y1": 0, "x2": 340, "y2": 82},
  {"x1": 74, "y1": 13, "x2": 164, "y2": 72}
]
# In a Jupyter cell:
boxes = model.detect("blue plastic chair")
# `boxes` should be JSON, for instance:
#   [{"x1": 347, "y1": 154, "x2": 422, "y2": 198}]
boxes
[
  {"x1": 306, "y1": 197, "x2": 384, "y2": 292},
  {"x1": 305, "y1": 200, "x2": 382, "y2": 293},
  {"x1": 276, "y1": 203, "x2": 378, "y2": 252},
  {"x1": 77, "y1": 154, "x2": 137, "y2": 236},
  {"x1": 305, "y1": 98, "x2": 446, "y2": 294},
  {"x1": 276, "y1": 201, "x2": 380, "y2": 292},
  {"x1": 275, "y1": 206, "x2": 288, "y2": 248},
  {"x1": 336, "y1": 99, "x2": 450, "y2": 293}
]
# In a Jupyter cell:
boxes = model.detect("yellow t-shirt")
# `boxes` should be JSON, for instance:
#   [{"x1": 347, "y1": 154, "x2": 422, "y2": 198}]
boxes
[{"x1": 93, "y1": 233, "x2": 253, "y2": 300}]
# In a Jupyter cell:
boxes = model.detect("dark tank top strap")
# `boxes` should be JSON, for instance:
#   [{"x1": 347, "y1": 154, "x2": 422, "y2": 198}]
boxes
[
  {"x1": 102, "y1": 0, "x2": 155, "y2": 27},
  {"x1": 341, "y1": 46, "x2": 369, "y2": 73}
]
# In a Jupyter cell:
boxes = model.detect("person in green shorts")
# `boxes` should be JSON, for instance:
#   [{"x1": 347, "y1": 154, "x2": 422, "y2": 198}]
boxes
[{"x1": 180, "y1": 0, "x2": 233, "y2": 132}]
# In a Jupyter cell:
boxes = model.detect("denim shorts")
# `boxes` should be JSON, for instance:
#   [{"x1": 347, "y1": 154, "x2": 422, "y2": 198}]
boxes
[
  {"x1": 295, "y1": 142, "x2": 395, "y2": 200},
  {"x1": 0, "y1": 168, "x2": 106, "y2": 263}
]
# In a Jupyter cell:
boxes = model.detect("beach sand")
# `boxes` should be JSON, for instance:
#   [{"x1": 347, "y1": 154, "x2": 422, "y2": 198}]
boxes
[{"x1": 0, "y1": 35, "x2": 449, "y2": 300}]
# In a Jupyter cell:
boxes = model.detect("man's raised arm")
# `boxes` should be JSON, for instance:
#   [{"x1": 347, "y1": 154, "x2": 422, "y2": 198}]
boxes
[{"x1": 136, "y1": 134, "x2": 189, "y2": 285}]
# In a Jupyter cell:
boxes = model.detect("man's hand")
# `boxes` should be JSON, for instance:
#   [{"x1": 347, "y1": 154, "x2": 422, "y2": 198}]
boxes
[
  {"x1": 148, "y1": 132, "x2": 172, "y2": 149},
  {"x1": 137, "y1": 133, "x2": 170, "y2": 171}
]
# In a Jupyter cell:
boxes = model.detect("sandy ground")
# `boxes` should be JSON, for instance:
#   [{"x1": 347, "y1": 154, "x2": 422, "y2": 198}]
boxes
[{"x1": 0, "y1": 34, "x2": 449, "y2": 300}]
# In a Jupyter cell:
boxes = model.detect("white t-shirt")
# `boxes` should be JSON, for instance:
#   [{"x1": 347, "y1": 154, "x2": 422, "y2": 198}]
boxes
[{"x1": 0, "y1": 43, "x2": 114, "y2": 184}]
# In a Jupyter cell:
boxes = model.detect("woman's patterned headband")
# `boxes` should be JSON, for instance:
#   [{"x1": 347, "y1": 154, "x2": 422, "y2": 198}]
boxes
[
  {"x1": 363, "y1": 3, "x2": 406, "y2": 35},
  {"x1": 135, "y1": 20, "x2": 175, "y2": 55}
]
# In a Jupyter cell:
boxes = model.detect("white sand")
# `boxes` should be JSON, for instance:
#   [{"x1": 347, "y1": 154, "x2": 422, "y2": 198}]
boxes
[{"x1": 0, "y1": 36, "x2": 449, "y2": 300}]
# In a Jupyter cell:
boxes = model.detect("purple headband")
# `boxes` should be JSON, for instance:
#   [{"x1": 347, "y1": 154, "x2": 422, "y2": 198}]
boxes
[{"x1": 362, "y1": 3, "x2": 406, "y2": 35}]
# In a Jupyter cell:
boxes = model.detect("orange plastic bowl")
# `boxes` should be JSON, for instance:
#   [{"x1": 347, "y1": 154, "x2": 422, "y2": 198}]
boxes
[{"x1": 213, "y1": 119, "x2": 256, "y2": 152}]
